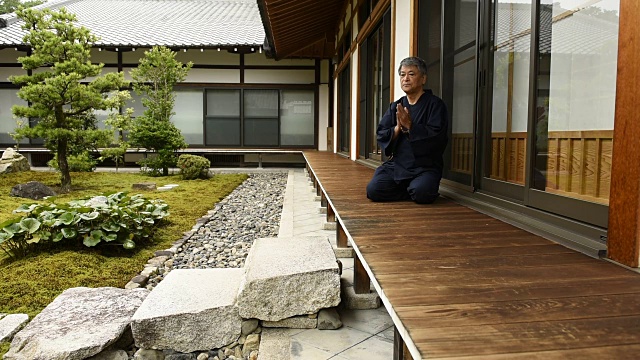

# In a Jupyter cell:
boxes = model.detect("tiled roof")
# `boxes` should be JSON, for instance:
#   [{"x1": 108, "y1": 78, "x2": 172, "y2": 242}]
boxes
[{"x1": 0, "y1": 0, "x2": 265, "y2": 48}]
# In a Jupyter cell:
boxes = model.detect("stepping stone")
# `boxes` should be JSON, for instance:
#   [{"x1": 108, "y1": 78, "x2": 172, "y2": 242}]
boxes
[
  {"x1": 131, "y1": 268, "x2": 243, "y2": 353},
  {"x1": 4, "y1": 287, "x2": 148, "y2": 360},
  {"x1": 237, "y1": 236, "x2": 341, "y2": 321}
]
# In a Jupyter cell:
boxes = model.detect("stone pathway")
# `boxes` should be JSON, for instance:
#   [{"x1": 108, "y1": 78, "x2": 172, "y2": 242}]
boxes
[{"x1": 280, "y1": 169, "x2": 394, "y2": 360}]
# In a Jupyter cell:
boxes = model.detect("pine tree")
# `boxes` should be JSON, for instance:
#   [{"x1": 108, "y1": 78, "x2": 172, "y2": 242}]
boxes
[{"x1": 11, "y1": 7, "x2": 129, "y2": 192}]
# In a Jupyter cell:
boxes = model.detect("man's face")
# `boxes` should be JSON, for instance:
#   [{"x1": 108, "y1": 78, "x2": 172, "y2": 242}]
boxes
[{"x1": 399, "y1": 65, "x2": 427, "y2": 95}]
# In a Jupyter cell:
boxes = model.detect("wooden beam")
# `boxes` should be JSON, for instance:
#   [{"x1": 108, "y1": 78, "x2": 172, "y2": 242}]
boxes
[
  {"x1": 608, "y1": 0, "x2": 640, "y2": 268},
  {"x1": 327, "y1": 203, "x2": 336, "y2": 223}
]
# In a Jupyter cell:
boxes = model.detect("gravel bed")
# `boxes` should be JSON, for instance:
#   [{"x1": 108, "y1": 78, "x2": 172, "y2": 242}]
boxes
[{"x1": 147, "y1": 172, "x2": 288, "y2": 288}]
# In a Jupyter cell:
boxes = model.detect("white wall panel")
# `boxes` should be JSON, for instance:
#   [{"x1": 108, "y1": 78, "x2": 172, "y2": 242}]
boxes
[
  {"x1": 319, "y1": 84, "x2": 329, "y2": 151},
  {"x1": 244, "y1": 69, "x2": 314, "y2": 84},
  {"x1": 394, "y1": 0, "x2": 412, "y2": 100}
]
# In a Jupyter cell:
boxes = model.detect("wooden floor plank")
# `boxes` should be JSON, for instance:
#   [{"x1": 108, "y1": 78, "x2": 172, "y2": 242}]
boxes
[{"x1": 303, "y1": 151, "x2": 640, "y2": 359}]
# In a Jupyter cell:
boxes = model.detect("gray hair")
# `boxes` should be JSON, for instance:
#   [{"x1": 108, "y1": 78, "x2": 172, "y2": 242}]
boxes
[{"x1": 398, "y1": 57, "x2": 428, "y2": 76}]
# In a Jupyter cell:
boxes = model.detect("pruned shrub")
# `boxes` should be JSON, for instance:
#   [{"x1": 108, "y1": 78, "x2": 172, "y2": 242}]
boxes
[
  {"x1": 47, "y1": 151, "x2": 97, "y2": 172},
  {"x1": 0, "y1": 192, "x2": 169, "y2": 259},
  {"x1": 177, "y1": 154, "x2": 211, "y2": 180}
]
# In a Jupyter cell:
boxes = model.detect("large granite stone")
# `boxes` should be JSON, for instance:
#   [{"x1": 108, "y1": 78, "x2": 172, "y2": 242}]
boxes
[
  {"x1": 0, "y1": 314, "x2": 29, "y2": 342},
  {"x1": 131, "y1": 268, "x2": 243, "y2": 353},
  {"x1": 237, "y1": 236, "x2": 341, "y2": 321},
  {"x1": 0, "y1": 148, "x2": 30, "y2": 174},
  {"x1": 10, "y1": 181, "x2": 56, "y2": 200},
  {"x1": 4, "y1": 287, "x2": 149, "y2": 360}
]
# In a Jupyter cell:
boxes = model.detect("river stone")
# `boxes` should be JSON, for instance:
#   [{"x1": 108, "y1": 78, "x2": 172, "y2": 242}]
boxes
[
  {"x1": 0, "y1": 314, "x2": 29, "y2": 342},
  {"x1": 10, "y1": 181, "x2": 56, "y2": 200},
  {"x1": 4, "y1": 287, "x2": 149, "y2": 360},
  {"x1": 237, "y1": 236, "x2": 340, "y2": 321},
  {"x1": 0, "y1": 148, "x2": 30, "y2": 174},
  {"x1": 131, "y1": 268, "x2": 243, "y2": 353}
]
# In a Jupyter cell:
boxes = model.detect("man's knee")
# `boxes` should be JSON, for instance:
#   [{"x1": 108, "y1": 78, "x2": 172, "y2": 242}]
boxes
[
  {"x1": 366, "y1": 181, "x2": 383, "y2": 202},
  {"x1": 411, "y1": 191, "x2": 439, "y2": 204}
]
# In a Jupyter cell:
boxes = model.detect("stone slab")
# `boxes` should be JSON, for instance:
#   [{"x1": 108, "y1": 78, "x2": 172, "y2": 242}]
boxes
[
  {"x1": 341, "y1": 285, "x2": 381, "y2": 310},
  {"x1": 322, "y1": 221, "x2": 336, "y2": 230},
  {"x1": 237, "y1": 237, "x2": 341, "y2": 321},
  {"x1": 258, "y1": 328, "x2": 290, "y2": 360},
  {"x1": 4, "y1": 287, "x2": 148, "y2": 360},
  {"x1": 0, "y1": 314, "x2": 29, "y2": 343},
  {"x1": 333, "y1": 246, "x2": 354, "y2": 258},
  {"x1": 262, "y1": 315, "x2": 317, "y2": 329},
  {"x1": 131, "y1": 268, "x2": 243, "y2": 353}
]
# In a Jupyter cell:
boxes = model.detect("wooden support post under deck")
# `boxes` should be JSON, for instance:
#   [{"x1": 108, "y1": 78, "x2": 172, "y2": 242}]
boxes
[
  {"x1": 327, "y1": 204, "x2": 336, "y2": 223},
  {"x1": 336, "y1": 222, "x2": 348, "y2": 248},
  {"x1": 321, "y1": 192, "x2": 328, "y2": 208},
  {"x1": 394, "y1": 327, "x2": 413, "y2": 360},
  {"x1": 353, "y1": 255, "x2": 371, "y2": 294}
]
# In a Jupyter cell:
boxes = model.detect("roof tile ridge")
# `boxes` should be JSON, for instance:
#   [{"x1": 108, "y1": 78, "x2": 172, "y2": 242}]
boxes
[{"x1": 0, "y1": 0, "x2": 81, "y2": 28}]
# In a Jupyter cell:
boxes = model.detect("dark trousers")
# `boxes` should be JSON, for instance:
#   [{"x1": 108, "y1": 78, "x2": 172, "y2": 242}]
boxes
[{"x1": 366, "y1": 165, "x2": 441, "y2": 204}]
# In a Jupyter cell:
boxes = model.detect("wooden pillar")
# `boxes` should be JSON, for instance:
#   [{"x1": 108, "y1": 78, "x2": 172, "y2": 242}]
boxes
[
  {"x1": 608, "y1": 0, "x2": 640, "y2": 268},
  {"x1": 336, "y1": 222, "x2": 348, "y2": 248},
  {"x1": 393, "y1": 326, "x2": 413, "y2": 360},
  {"x1": 353, "y1": 255, "x2": 371, "y2": 294},
  {"x1": 327, "y1": 204, "x2": 336, "y2": 223},
  {"x1": 321, "y1": 193, "x2": 328, "y2": 208}
]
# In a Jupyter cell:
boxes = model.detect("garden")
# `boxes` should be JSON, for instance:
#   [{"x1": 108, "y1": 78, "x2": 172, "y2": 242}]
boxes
[{"x1": 0, "y1": 170, "x2": 247, "y2": 355}]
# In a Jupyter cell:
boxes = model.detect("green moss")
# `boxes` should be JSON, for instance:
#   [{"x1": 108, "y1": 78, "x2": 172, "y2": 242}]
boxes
[
  {"x1": 0, "y1": 171, "x2": 247, "y2": 318},
  {"x1": 0, "y1": 342, "x2": 9, "y2": 357}
]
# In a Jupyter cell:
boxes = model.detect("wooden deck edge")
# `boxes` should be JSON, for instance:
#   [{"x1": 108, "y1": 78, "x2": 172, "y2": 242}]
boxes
[{"x1": 302, "y1": 152, "x2": 423, "y2": 360}]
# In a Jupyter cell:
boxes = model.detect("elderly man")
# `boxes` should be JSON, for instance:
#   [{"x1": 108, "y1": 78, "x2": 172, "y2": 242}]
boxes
[{"x1": 366, "y1": 56, "x2": 449, "y2": 204}]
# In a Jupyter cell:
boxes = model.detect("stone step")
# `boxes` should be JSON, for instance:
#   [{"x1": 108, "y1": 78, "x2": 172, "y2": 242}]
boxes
[
  {"x1": 131, "y1": 268, "x2": 244, "y2": 353},
  {"x1": 237, "y1": 236, "x2": 341, "y2": 322}
]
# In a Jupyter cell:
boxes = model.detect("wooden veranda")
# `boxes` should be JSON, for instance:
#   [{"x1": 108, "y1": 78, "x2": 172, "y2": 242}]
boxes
[{"x1": 303, "y1": 151, "x2": 640, "y2": 359}]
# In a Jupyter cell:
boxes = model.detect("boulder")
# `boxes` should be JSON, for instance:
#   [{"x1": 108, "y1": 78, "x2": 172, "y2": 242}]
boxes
[
  {"x1": 4, "y1": 287, "x2": 149, "y2": 360},
  {"x1": 237, "y1": 236, "x2": 341, "y2": 321},
  {"x1": 10, "y1": 181, "x2": 56, "y2": 200},
  {"x1": 0, "y1": 314, "x2": 29, "y2": 342},
  {"x1": 0, "y1": 148, "x2": 30, "y2": 174},
  {"x1": 131, "y1": 268, "x2": 244, "y2": 353}
]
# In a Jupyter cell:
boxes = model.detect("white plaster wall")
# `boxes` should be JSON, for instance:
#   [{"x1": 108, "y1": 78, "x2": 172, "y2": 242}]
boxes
[
  {"x1": 320, "y1": 60, "x2": 329, "y2": 83},
  {"x1": 394, "y1": 0, "x2": 412, "y2": 100},
  {"x1": 0, "y1": 67, "x2": 26, "y2": 82},
  {"x1": 175, "y1": 49, "x2": 240, "y2": 66},
  {"x1": 89, "y1": 49, "x2": 117, "y2": 64},
  {"x1": 245, "y1": 52, "x2": 314, "y2": 66},
  {"x1": 318, "y1": 84, "x2": 329, "y2": 151},
  {"x1": 85, "y1": 67, "x2": 118, "y2": 83},
  {"x1": 184, "y1": 68, "x2": 240, "y2": 83},
  {"x1": 244, "y1": 69, "x2": 314, "y2": 84},
  {"x1": 350, "y1": 49, "x2": 358, "y2": 160}
]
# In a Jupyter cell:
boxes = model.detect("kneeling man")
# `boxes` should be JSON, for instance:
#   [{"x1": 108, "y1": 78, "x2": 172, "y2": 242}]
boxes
[{"x1": 366, "y1": 57, "x2": 448, "y2": 204}]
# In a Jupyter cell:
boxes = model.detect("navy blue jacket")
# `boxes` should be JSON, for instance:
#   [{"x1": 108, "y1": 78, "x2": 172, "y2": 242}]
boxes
[{"x1": 376, "y1": 90, "x2": 449, "y2": 180}]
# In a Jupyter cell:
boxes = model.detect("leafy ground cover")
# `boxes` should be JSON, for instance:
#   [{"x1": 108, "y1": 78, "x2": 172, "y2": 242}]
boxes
[{"x1": 0, "y1": 170, "x2": 247, "y2": 324}]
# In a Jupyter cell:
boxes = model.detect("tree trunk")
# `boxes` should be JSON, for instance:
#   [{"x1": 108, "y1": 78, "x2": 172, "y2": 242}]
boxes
[
  {"x1": 58, "y1": 139, "x2": 71, "y2": 193},
  {"x1": 163, "y1": 166, "x2": 169, "y2": 176}
]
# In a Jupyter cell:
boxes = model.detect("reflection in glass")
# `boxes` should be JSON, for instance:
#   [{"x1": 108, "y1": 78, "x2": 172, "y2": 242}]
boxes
[
  {"x1": 369, "y1": 26, "x2": 384, "y2": 159},
  {"x1": 206, "y1": 90, "x2": 240, "y2": 146},
  {"x1": 489, "y1": 1, "x2": 532, "y2": 184},
  {"x1": 281, "y1": 90, "x2": 315, "y2": 146},
  {"x1": 244, "y1": 90, "x2": 279, "y2": 146},
  {"x1": 535, "y1": 0, "x2": 619, "y2": 204},
  {"x1": 443, "y1": 0, "x2": 477, "y2": 185},
  {"x1": 173, "y1": 90, "x2": 204, "y2": 145},
  {"x1": 0, "y1": 89, "x2": 29, "y2": 144}
]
